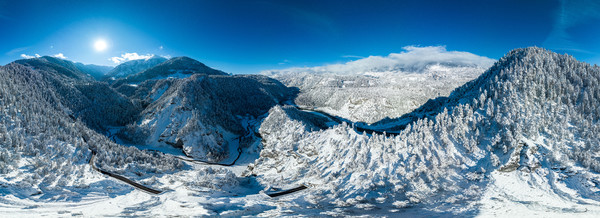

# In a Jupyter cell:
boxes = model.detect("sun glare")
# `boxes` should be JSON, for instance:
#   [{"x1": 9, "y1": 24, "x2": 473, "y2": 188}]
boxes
[{"x1": 94, "y1": 39, "x2": 108, "y2": 52}]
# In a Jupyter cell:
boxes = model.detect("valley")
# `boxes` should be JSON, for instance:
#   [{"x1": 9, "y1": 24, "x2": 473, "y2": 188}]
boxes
[{"x1": 1, "y1": 47, "x2": 600, "y2": 217}]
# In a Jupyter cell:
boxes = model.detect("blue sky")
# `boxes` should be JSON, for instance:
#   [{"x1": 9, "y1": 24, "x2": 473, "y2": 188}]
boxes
[{"x1": 0, "y1": 0, "x2": 599, "y2": 74}]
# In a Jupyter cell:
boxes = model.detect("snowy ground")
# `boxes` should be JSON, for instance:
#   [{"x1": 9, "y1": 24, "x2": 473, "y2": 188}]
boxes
[
  {"x1": 0, "y1": 118, "x2": 272, "y2": 217},
  {"x1": 3, "y1": 137, "x2": 600, "y2": 216},
  {"x1": 5, "y1": 167, "x2": 600, "y2": 217},
  {"x1": 477, "y1": 171, "x2": 600, "y2": 217},
  {"x1": 3, "y1": 112, "x2": 600, "y2": 216},
  {"x1": 0, "y1": 133, "x2": 317, "y2": 217}
]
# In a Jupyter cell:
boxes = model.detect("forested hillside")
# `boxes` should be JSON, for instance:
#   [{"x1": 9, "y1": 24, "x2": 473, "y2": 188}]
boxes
[
  {"x1": 2, "y1": 47, "x2": 600, "y2": 216},
  {"x1": 119, "y1": 74, "x2": 295, "y2": 161},
  {"x1": 0, "y1": 62, "x2": 181, "y2": 199},
  {"x1": 14, "y1": 56, "x2": 141, "y2": 131},
  {"x1": 251, "y1": 47, "x2": 600, "y2": 213}
]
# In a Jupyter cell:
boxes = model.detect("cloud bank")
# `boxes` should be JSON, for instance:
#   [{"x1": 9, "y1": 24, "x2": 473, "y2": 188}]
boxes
[
  {"x1": 53, "y1": 53, "x2": 67, "y2": 59},
  {"x1": 20, "y1": 53, "x2": 41, "y2": 59},
  {"x1": 20, "y1": 53, "x2": 67, "y2": 59},
  {"x1": 265, "y1": 46, "x2": 495, "y2": 75},
  {"x1": 110, "y1": 53, "x2": 156, "y2": 64}
]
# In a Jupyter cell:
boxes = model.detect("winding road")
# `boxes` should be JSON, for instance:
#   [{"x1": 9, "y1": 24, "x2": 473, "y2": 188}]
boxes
[
  {"x1": 265, "y1": 185, "x2": 308, "y2": 197},
  {"x1": 149, "y1": 123, "x2": 254, "y2": 167},
  {"x1": 88, "y1": 149, "x2": 163, "y2": 195},
  {"x1": 71, "y1": 105, "x2": 404, "y2": 197}
]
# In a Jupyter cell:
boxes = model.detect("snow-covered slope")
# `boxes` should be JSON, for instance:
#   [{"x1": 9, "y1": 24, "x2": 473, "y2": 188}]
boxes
[
  {"x1": 250, "y1": 47, "x2": 600, "y2": 215},
  {"x1": 0, "y1": 60, "x2": 291, "y2": 217},
  {"x1": 0, "y1": 62, "x2": 183, "y2": 202},
  {"x1": 118, "y1": 74, "x2": 295, "y2": 161},
  {"x1": 3, "y1": 47, "x2": 600, "y2": 217},
  {"x1": 12, "y1": 57, "x2": 141, "y2": 131},
  {"x1": 264, "y1": 46, "x2": 495, "y2": 123},
  {"x1": 112, "y1": 56, "x2": 227, "y2": 88},
  {"x1": 105, "y1": 55, "x2": 167, "y2": 79}
]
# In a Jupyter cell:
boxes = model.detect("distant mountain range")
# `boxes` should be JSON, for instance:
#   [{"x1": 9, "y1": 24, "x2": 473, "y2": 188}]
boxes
[
  {"x1": 75, "y1": 62, "x2": 113, "y2": 80},
  {"x1": 105, "y1": 55, "x2": 167, "y2": 79},
  {"x1": 110, "y1": 56, "x2": 228, "y2": 88},
  {"x1": 264, "y1": 47, "x2": 494, "y2": 123}
]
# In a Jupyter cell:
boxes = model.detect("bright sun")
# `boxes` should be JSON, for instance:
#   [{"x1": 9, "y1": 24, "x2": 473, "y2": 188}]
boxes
[{"x1": 94, "y1": 39, "x2": 108, "y2": 52}]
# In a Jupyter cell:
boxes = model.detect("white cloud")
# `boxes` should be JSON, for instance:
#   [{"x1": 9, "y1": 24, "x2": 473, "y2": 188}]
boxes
[
  {"x1": 110, "y1": 52, "x2": 155, "y2": 64},
  {"x1": 20, "y1": 53, "x2": 41, "y2": 59},
  {"x1": 159, "y1": 46, "x2": 164, "y2": 50},
  {"x1": 20, "y1": 53, "x2": 67, "y2": 59},
  {"x1": 266, "y1": 46, "x2": 495, "y2": 75},
  {"x1": 53, "y1": 53, "x2": 67, "y2": 59}
]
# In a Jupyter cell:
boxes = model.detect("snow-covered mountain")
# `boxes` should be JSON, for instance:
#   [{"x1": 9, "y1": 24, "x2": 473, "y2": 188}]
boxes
[
  {"x1": 250, "y1": 47, "x2": 600, "y2": 215},
  {"x1": 2, "y1": 47, "x2": 600, "y2": 216},
  {"x1": 105, "y1": 55, "x2": 167, "y2": 79},
  {"x1": 117, "y1": 74, "x2": 294, "y2": 161},
  {"x1": 9, "y1": 55, "x2": 287, "y2": 163},
  {"x1": 111, "y1": 56, "x2": 227, "y2": 88},
  {"x1": 15, "y1": 56, "x2": 96, "y2": 81},
  {"x1": 0, "y1": 61, "x2": 182, "y2": 204},
  {"x1": 74, "y1": 62, "x2": 113, "y2": 80},
  {"x1": 0, "y1": 54, "x2": 280, "y2": 216},
  {"x1": 264, "y1": 46, "x2": 495, "y2": 123},
  {"x1": 13, "y1": 56, "x2": 140, "y2": 130},
  {"x1": 101, "y1": 56, "x2": 292, "y2": 161}
]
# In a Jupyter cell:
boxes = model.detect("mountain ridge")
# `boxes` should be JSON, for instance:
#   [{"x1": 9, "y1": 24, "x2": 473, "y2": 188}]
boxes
[
  {"x1": 250, "y1": 46, "x2": 600, "y2": 213},
  {"x1": 111, "y1": 56, "x2": 228, "y2": 88},
  {"x1": 2, "y1": 46, "x2": 600, "y2": 216},
  {"x1": 14, "y1": 56, "x2": 95, "y2": 81},
  {"x1": 117, "y1": 73, "x2": 295, "y2": 161},
  {"x1": 105, "y1": 55, "x2": 167, "y2": 79}
]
